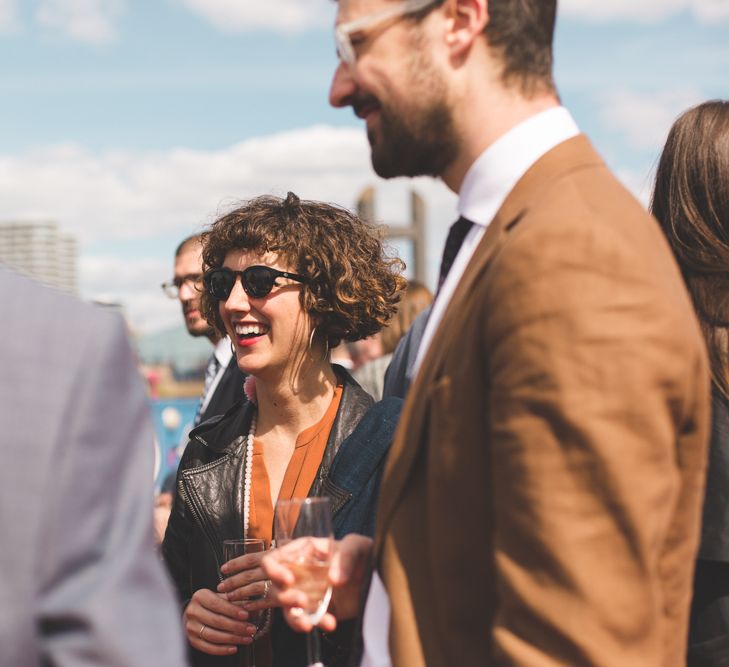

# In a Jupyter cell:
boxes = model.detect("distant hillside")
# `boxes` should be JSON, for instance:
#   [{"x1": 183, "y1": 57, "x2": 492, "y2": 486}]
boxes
[{"x1": 135, "y1": 325, "x2": 211, "y2": 372}]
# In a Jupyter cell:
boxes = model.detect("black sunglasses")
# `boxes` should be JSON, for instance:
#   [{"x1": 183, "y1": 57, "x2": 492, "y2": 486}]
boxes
[{"x1": 203, "y1": 266, "x2": 307, "y2": 301}]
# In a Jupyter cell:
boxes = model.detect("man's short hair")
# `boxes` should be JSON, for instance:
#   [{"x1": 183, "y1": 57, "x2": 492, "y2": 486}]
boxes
[
  {"x1": 406, "y1": 0, "x2": 557, "y2": 94},
  {"x1": 175, "y1": 234, "x2": 203, "y2": 258},
  {"x1": 484, "y1": 0, "x2": 557, "y2": 94}
]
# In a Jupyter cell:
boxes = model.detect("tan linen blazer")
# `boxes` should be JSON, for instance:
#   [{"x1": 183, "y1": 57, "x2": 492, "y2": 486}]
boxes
[{"x1": 375, "y1": 135, "x2": 710, "y2": 667}]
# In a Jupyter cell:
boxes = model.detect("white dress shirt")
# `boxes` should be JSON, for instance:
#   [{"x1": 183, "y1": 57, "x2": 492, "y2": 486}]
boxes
[
  {"x1": 198, "y1": 336, "x2": 234, "y2": 416},
  {"x1": 360, "y1": 106, "x2": 580, "y2": 667}
]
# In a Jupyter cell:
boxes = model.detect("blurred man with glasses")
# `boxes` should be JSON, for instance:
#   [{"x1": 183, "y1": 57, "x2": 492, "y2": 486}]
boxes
[
  {"x1": 162, "y1": 234, "x2": 246, "y2": 428},
  {"x1": 267, "y1": 1, "x2": 711, "y2": 666},
  {"x1": 156, "y1": 235, "x2": 247, "y2": 540}
]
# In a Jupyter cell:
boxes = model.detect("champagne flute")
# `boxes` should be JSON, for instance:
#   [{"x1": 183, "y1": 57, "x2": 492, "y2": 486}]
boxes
[
  {"x1": 222, "y1": 538, "x2": 266, "y2": 667},
  {"x1": 274, "y1": 497, "x2": 333, "y2": 667}
]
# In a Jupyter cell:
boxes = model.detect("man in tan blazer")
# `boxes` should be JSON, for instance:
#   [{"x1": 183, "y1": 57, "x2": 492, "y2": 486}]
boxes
[{"x1": 266, "y1": 0, "x2": 710, "y2": 664}]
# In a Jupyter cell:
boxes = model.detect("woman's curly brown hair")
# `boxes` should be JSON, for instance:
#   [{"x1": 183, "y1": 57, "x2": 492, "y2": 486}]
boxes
[{"x1": 200, "y1": 192, "x2": 406, "y2": 347}]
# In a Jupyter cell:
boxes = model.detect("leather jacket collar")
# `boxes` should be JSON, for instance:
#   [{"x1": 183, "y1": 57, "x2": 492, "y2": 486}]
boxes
[{"x1": 177, "y1": 367, "x2": 374, "y2": 569}]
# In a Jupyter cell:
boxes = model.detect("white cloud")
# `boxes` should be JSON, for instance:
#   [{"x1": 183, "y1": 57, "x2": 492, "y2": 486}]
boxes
[
  {"x1": 36, "y1": 0, "x2": 125, "y2": 44},
  {"x1": 0, "y1": 125, "x2": 457, "y2": 333},
  {"x1": 561, "y1": 0, "x2": 729, "y2": 23},
  {"x1": 81, "y1": 255, "x2": 182, "y2": 333},
  {"x1": 0, "y1": 120, "x2": 662, "y2": 333},
  {"x1": 0, "y1": 122, "x2": 667, "y2": 334},
  {"x1": 0, "y1": 126, "x2": 455, "y2": 246},
  {"x1": 598, "y1": 88, "x2": 704, "y2": 150},
  {"x1": 177, "y1": 0, "x2": 333, "y2": 33},
  {"x1": 0, "y1": 0, "x2": 18, "y2": 32}
]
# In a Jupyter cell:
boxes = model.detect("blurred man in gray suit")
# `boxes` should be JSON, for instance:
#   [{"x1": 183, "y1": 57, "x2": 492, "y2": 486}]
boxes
[{"x1": 0, "y1": 266, "x2": 187, "y2": 666}]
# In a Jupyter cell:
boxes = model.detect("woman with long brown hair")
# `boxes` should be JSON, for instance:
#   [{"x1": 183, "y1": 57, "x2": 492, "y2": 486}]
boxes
[{"x1": 651, "y1": 99, "x2": 729, "y2": 665}]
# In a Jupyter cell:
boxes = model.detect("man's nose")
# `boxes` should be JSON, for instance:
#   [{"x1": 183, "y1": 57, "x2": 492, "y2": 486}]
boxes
[
  {"x1": 178, "y1": 281, "x2": 197, "y2": 301},
  {"x1": 329, "y1": 61, "x2": 356, "y2": 108}
]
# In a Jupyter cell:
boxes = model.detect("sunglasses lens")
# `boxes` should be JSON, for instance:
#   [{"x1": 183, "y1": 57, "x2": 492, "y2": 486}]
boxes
[
  {"x1": 243, "y1": 267, "x2": 276, "y2": 298},
  {"x1": 206, "y1": 269, "x2": 236, "y2": 300}
]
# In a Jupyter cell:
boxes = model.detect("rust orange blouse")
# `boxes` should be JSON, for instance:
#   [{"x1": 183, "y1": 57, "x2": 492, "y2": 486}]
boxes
[{"x1": 247, "y1": 383, "x2": 343, "y2": 548}]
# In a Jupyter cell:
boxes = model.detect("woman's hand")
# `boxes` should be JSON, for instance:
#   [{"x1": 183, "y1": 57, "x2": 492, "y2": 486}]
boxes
[
  {"x1": 262, "y1": 534, "x2": 373, "y2": 633},
  {"x1": 183, "y1": 588, "x2": 257, "y2": 657},
  {"x1": 217, "y1": 551, "x2": 274, "y2": 606}
]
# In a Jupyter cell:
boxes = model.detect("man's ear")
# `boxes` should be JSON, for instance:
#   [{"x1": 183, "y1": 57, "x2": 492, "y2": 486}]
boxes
[{"x1": 443, "y1": 0, "x2": 488, "y2": 58}]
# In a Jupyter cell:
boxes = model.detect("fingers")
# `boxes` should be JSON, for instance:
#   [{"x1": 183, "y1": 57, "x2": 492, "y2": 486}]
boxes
[
  {"x1": 190, "y1": 588, "x2": 250, "y2": 620},
  {"x1": 191, "y1": 627, "x2": 239, "y2": 658},
  {"x1": 271, "y1": 585, "x2": 308, "y2": 611},
  {"x1": 317, "y1": 612, "x2": 338, "y2": 633},
  {"x1": 262, "y1": 540, "x2": 337, "y2": 633},
  {"x1": 328, "y1": 535, "x2": 373, "y2": 621},
  {"x1": 281, "y1": 608, "x2": 338, "y2": 633},
  {"x1": 220, "y1": 551, "x2": 263, "y2": 577},
  {"x1": 282, "y1": 606, "x2": 314, "y2": 633},
  {"x1": 262, "y1": 549, "x2": 296, "y2": 588},
  {"x1": 217, "y1": 561, "x2": 275, "y2": 607},
  {"x1": 184, "y1": 589, "x2": 257, "y2": 656},
  {"x1": 217, "y1": 565, "x2": 266, "y2": 596},
  {"x1": 224, "y1": 579, "x2": 271, "y2": 604},
  {"x1": 266, "y1": 574, "x2": 337, "y2": 633},
  {"x1": 330, "y1": 534, "x2": 373, "y2": 585},
  {"x1": 188, "y1": 621, "x2": 254, "y2": 656},
  {"x1": 262, "y1": 536, "x2": 373, "y2": 634}
]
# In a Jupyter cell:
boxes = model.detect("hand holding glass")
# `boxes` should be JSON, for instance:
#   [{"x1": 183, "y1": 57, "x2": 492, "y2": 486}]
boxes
[
  {"x1": 222, "y1": 538, "x2": 265, "y2": 667},
  {"x1": 274, "y1": 497, "x2": 333, "y2": 667}
]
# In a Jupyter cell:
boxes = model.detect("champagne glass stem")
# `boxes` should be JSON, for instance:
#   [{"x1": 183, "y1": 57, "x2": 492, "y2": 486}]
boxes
[
  {"x1": 221, "y1": 539, "x2": 264, "y2": 667},
  {"x1": 241, "y1": 642, "x2": 255, "y2": 667},
  {"x1": 306, "y1": 627, "x2": 323, "y2": 667}
]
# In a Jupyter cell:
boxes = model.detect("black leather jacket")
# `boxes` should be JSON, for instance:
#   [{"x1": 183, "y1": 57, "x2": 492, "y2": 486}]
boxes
[{"x1": 162, "y1": 369, "x2": 402, "y2": 667}]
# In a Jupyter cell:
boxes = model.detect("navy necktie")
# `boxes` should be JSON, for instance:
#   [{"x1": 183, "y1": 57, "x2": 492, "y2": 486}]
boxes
[
  {"x1": 437, "y1": 216, "x2": 474, "y2": 293},
  {"x1": 194, "y1": 355, "x2": 220, "y2": 426}
]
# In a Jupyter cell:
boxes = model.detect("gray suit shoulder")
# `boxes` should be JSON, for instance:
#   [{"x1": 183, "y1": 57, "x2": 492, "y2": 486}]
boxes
[
  {"x1": 0, "y1": 266, "x2": 187, "y2": 667},
  {"x1": 2, "y1": 266, "x2": 123, "y2": 332}
]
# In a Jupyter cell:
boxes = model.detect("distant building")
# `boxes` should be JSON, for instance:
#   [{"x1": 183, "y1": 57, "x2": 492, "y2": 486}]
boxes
[{"x1": 0, "y1": 221, "x2": 77, "y2": 294}]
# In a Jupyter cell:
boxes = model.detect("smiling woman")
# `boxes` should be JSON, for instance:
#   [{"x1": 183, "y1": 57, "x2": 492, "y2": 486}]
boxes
[
  {"x1": 200, "y1": 192, "x2": 403, "y2": 347},
  {"x1": 161, "y1": 192, "x2": 406, "y2": 667}
]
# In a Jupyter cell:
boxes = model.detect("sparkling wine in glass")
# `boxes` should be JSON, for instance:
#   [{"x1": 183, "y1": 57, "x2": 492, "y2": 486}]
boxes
[
  {"x1": 274, "y1": 497, "x2": 334, "y2": 667},
  {"x1": 222, "y1": 538, "x2": 266, "y2": 667}
]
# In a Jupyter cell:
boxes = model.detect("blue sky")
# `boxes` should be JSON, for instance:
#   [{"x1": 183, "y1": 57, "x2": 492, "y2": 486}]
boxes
[{"x1": 0, "y1": 0, "x2": 727, "y2": 333}]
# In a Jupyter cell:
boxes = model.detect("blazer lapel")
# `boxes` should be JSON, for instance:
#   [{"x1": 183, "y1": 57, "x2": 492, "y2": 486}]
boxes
[
  {"x1": 375, "y1": 210, "x2": 509, "y2": 548},
  {"x1": 375, "y1": 134, "x2": 605, "y2": 552}
]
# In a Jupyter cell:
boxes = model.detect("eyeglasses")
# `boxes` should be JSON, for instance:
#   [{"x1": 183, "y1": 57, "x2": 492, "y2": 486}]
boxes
[
  {"x1": 335, "y1": 0, "x2": 440, "y2": 65},
  {"x1": 161, "y1": 274, "x2": 203, "y2": 299},
  {"x1": 204, "y1": 266, "x2": 307, "y2": 301}
]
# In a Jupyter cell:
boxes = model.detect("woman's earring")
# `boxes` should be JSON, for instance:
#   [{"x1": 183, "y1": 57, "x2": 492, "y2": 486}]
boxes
[
  {"x1": 308, "y1": 327, "x2": 317, "y2": 354},
  {"x1": 308, "y1": 327, "x2": 329, "y2": 360}
]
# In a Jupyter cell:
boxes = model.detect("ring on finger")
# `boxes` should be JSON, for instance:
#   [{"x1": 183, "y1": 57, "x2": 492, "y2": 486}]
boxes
[
  {"x1": 199, "y1": 623, "x2": 207, "y2": 639},
  {"x1": 263, "y1": 580, "x2": 271, "y2": 597}
]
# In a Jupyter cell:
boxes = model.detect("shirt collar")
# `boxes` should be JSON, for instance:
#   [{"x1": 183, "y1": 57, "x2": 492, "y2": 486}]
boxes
[
  {"x1": 458, "y1": 106, "x2": 580, "y2": 226},
  {"x1": 213, "y1": 336, "x2": 233, "y2": 368}
]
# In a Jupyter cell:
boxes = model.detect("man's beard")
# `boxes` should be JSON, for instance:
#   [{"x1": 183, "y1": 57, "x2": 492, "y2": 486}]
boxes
[
  {"x1": 184, "y1": 310, "x2": 215, "y2": 339},
  {"x1": 369, "y1": 98, "x2": 458, "y2": 179},
  {"x1": 187, "y1": 322, "x2": 216, "y2": 339}
]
